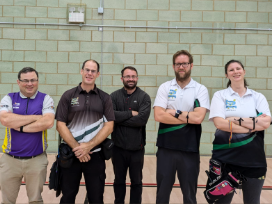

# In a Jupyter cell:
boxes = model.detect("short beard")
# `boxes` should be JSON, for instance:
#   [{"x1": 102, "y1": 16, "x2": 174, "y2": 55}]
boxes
[
  {"x1": 175, "y1": 69, "x2": 191, "y2": 83},
  {"x1": 123, "y1": 81, "x2": 137, "y2": 90}
]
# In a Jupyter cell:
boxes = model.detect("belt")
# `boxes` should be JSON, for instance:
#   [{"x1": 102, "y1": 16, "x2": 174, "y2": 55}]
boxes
[{"x1": 6, "y1": 153, "x2": 41, "y2": 159}]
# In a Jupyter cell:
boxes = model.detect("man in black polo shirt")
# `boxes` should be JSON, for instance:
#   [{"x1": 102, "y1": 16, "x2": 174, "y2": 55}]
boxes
[
  {"x1": 110, "y1": 66, "x2": 151, "y2": 204},
  {"x1": 55, "y1": 59, "x2": 115, "y2": 203}
]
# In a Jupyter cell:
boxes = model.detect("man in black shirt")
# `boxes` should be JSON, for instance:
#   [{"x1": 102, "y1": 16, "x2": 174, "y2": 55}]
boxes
[
  {"x1": 110, "y1": 66, "x2": 151, "y2": 204},
  {"x1": 55, "y1": 59, "x2": 115, "y2": 203}
]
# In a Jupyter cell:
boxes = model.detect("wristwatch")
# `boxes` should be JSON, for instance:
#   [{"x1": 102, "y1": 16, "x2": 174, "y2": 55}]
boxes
[{"x1": 174, "y1": 110, "x2": 182, "y2": 118}]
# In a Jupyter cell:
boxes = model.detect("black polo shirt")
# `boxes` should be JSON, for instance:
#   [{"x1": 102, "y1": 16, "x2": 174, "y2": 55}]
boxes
[{"x1": 55, "y1": 83, "x2": 115, "y2": 143}]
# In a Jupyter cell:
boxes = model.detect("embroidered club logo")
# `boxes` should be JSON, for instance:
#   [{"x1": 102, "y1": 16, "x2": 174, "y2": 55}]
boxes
[
  {"x1": 50, "y1": 101, "x2": 54, "y2": 110},
  {"x1": 225, "y1": 99, "x2": 237, "y2": 110},
  {"x1": 168, "y1": 89, "x2": 177, "y2": 100},
  {"x1": 71, "y1": 97, "x2": 79, "y2": 106},
  {"x1": 13, "y1": 102, "x2": 20, "y2": 109}
]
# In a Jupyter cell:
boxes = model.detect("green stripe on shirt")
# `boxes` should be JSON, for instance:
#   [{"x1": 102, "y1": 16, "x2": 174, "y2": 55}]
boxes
[
  {"x1": 213, "y1": 133, "x2": 257, "y2": 150},
  {"x1": 74, "y1": 121, "x2": 103, "y2": 141},
  {"x1": 158, "y1": 124, "x2": 187, "y2": 134}
]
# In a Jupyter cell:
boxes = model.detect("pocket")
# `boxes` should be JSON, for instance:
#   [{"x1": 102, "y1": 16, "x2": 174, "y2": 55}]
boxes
[
  {"x1": 209, "y1": 181, "x2": 234, "y2": 196},
  {"x1": 207, "y1": 159, "x2": 222, "y2": 187},
  {"x1": 204, "y1": 180, "x2": 235, "y2": 203}
]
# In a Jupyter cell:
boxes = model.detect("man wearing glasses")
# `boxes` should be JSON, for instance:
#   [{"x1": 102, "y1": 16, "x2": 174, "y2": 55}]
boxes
[
  {"x1": 55, "y1": 59, "x2": 115, "y2": 203},
  {"x1": 110, "y1": 66, "x2": 151, "y2": 204},
  {"x1": 0, "y1": 67, "x2": 55, "y2": 203},
  {"x1": 154, "y1": 50, "x2": 210, "y2": 204}
]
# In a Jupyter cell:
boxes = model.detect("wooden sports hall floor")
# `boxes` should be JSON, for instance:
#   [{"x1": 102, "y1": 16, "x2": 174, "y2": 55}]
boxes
[{"x1": 0, "y1": 154, "x2": 272, "y2": 204}]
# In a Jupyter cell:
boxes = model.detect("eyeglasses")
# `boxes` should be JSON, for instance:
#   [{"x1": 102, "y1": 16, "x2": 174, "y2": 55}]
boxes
[
  {"x1": 84, "y1": 68, "x2": 97, "y2": 74},
  {"x1": 19, "y1": 79, "x2": 38, "y2": 84},
  {"x1": 174, "y1": 63, "x2": 191, "y2": 68},
  {"x1": 122, "y1": 75, "x2": 138, "y2": 79}
]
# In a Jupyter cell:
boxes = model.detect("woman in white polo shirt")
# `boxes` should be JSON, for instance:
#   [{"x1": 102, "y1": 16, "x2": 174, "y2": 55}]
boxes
[{"x1": 208, "y1": 60, "x2": 271, "y2": 204}]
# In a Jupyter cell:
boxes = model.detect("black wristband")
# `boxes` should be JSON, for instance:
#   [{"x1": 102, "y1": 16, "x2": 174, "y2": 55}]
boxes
[
  {"x1": 20, "y1": 126, "x2": 24, "y2": 133},
  {"x1": 250, "y1": 117, "x2": 255, "y2": 130},
  {"x1": 237, "y1": 117, "x2": 244, "y2": 126},
  {"x1": 186, "y1": 112, "x2": 189, "y2": 124}
]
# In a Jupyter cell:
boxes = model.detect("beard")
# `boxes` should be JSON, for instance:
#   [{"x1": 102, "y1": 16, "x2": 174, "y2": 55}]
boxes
[
  {"x1": 123, "y1": 80, "x2": 137, "y2": 90},
  {"x1": 175, "y1": 68, "x2": 191, "y2": 82}
]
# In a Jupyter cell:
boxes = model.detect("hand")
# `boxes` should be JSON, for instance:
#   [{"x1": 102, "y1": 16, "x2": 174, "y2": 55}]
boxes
[
  {"x1": 132, "y1": 111, "x2": 138, "y2": 116},
  {"x1": 73, "y1": 143, "x2": 92, "y2": 159},
  {"x1": 166, "y1": 109, "x2": 175, "y2": 116},
  {"x1": 79, "y1": 154, "x2": 91, "y2": 162},
  {"x1": 258, "y1": 114, "x2": 267, "y2": 117}
]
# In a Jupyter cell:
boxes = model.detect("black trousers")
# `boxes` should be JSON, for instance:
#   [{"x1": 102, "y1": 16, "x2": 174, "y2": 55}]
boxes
[
  {"x1": 60, "y1": 152, "x2": 106, "y2": 204},
  {"x1": 112, "y1": 146, "x2": 145, "y2": 204},
  {"x1": 156, "y1": 147, "x2": 200, "y2": 204}
]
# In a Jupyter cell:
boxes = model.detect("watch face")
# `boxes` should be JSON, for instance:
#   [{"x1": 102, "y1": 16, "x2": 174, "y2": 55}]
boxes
[{"x1": 176, "y1": 110, "x2": 181, "y2": 114}]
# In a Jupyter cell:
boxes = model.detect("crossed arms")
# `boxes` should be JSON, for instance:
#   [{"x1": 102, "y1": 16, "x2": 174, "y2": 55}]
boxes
[
  {"x1": 213, "y1": 115, "x2": 271, "y2": 134},
  {"x1": 112, "y1": 94, "x2": 151, "y2": 127},
  {"x1": 154, "y1": 106, "x2": 207, "y2": 125},
  {"x1": 0, "y1": 111, "x2": 54, "y2": 132}
]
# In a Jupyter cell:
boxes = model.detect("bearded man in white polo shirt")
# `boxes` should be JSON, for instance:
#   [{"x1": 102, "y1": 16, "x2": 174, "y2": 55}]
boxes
[{"x1": 153, "y1": 50, "x2": 210, "y2": 204}]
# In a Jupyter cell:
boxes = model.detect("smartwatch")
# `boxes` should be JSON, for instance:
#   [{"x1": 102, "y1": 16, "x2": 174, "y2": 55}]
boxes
[{"x1": 174, "y1": 110, "x2": 182, "y2": 118}]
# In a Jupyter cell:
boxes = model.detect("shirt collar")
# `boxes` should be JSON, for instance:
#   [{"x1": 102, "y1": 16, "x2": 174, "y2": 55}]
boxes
[
  {"x1": 78, "y1": 83, "x2": 98, "y2": 94},
  {"x1": 227, "y1": 86, "x2": 252, "y2": 96},
  {"x1": 20, "y1": 91, "x2": 38, "y2": 99},
  {"x1": 122, "y1": 87, "x2": 138, "y2": 94},
  {"x1": 170, "y1": 78, "x2": 196, "y2": 89}
]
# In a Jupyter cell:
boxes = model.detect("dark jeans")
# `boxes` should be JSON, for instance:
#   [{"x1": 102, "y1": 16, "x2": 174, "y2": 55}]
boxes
[
  {"x1": 215, "y1": 177, "x2": 265, "y2": 204},
  {"x1": 112, "y1": 146, "x2": 145, "y2": 204},
  {"x1": 60, "y1": 152, "x2": 106, "y2": 204},
  {"x1": 156, "y1": 147, "x2": 200, "y2": 204}
]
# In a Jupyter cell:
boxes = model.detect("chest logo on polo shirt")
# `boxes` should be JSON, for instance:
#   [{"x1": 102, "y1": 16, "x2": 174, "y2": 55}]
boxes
[
  {"x1": 225, "y1": 99, "x2": 237, "y2": 110},
  {"x1": 71, "y1": 97, "x2": 79, "y2": 106},
  {"x1": 13, "y1": 102, "x2": 20, "y2": 109},
  {"x1": 168, "y1": 89, "x2": 177, "y2": 101}
]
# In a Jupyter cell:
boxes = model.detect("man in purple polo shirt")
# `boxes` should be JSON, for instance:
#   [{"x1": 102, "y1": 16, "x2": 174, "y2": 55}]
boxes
[{"x1": 0, "y1": 67, "x2": 55, "y2": 204}]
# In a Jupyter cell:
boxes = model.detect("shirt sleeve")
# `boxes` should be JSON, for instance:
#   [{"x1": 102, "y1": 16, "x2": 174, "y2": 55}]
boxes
[
  {"x1": 209, "y1": 91, "x2": 226, "y2": 121},
  {"x1": 55, "y1": 92, "x2": 70, "y2": 123},
  {"x1": 0, "y1": 95, "x2": 13, "y2": 113},
  {"x1": 255, "y1": 93, "x2": 271, "y2": 118},
  {"x1": 153, "y1": 83, "x2": 169, "y2": 109},
  {"x1": 196, "y1": 85, "x2": 210, "y2": 111},
  {"x1": 103, "y1": 95, "x2": 115, "y2": 122},
  {"x1": 42, "y1": 95, "x2": 55, "y2": 115}
]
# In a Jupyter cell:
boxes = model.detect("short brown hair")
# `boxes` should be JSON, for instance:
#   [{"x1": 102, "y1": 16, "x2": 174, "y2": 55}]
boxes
[
  {"x1": 18, "y1": 67, "x2": 38, "y2": 79},
  {"x1": 121, "y1": 66, "x2": 138, "y2": 77},
  {"x1": 172, "y1": 50, "x2": 193, "y2": 65}
]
